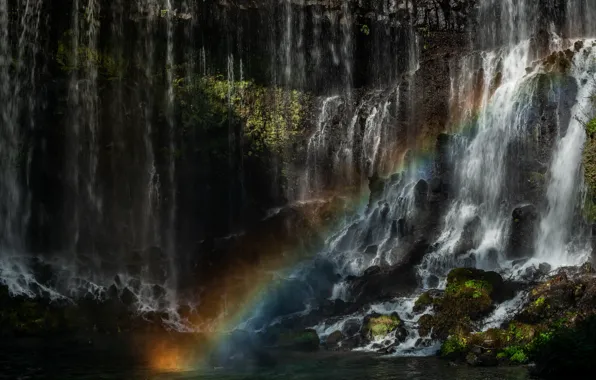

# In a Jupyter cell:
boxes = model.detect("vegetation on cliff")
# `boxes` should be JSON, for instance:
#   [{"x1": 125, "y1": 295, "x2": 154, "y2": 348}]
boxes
[{"x1": 175, "y1": 75, "x2": 308, "y2": 157}]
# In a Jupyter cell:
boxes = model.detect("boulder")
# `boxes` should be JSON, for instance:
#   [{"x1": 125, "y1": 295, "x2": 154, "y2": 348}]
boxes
[
  {"x1": 362, "y1": 313, "x2": 406, "y2": 342},
  {"x1": 414, "y1": 180, "x2": 429, "y2": 209},
  {"x1": 267, "y1": 328, "x2": 320, "y2": 351},
  {"x1": 507, "y1": 204, "x2": 538, "y2": 259},
  {"x1": 364, "y1": 245, "x2": 378, "y2": 255},
  {"x1": 413, "y1": 289, "x2": 444, "y2": 313},
  {"x1": 453, "y1": 216, "x2": 482, "y2": 256},
  {"x1": 325, "y1": 330, "x2": 344, "y2": 349},
  {"x1": 342, "y1": 319, "x2": 362, "y2": 337}
]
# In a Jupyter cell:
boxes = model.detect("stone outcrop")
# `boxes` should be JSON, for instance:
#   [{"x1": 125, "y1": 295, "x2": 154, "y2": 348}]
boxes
[{"x1": 435, "y1": 264, "x2": 596, "y2": 378}]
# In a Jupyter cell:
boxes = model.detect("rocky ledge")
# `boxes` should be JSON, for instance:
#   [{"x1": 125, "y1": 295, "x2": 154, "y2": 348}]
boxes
[
  {"x1": 427, "y1": 263, "x2": 596, "y2": 379},
  {"x1": 252, "y1": 262, "x2": 596, "y2": 379}
]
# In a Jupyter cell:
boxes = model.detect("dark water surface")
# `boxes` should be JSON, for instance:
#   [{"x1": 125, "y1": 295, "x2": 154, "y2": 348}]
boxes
[{"x1": 1, "y1": 340, "x2": 529, "y2": 380}]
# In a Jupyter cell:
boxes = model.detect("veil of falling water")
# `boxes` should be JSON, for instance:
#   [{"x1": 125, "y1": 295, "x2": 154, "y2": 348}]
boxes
[{"x1": 0, "y1": 0, "x2": 595, "y2": 342}]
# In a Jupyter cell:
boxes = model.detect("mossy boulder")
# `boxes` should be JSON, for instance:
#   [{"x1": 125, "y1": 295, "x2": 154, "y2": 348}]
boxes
[
  {"x1": 417, "y1": 314, "x2": 434, "y2": 337},
  {"x1": 362, "y1": 313, "x2": 406, "y2": 342},
  {"x1": 438, "y1": 264, "x2": 596, "y2": 368},
  {"x1": 414, "y1": 292, "x2": 433, "y2": 313},
  {"x1": 438, "y1": 321, "x2": 550, "y2": 365},
  {"x1": 417, "y1": 269, "x2": 505, "y2": 340},
  {"x1": 263, "y1": 327, "x2": 320, "y2": 351},
  {"x1": 413, "y1": 290, "x2": 443, "y2": 313},
  {"x1": 325, "y1": 330, "x2": 344, "y2": 349}
]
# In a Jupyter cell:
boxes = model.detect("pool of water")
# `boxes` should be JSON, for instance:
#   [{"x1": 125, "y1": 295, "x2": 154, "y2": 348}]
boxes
[{"x1": 1, "y1": 341, "x2": 530, "y2": 380}]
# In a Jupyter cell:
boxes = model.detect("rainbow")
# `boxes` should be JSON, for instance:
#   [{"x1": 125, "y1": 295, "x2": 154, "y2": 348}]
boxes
[{"x1": 146, "y1": 66, "x2": 558, "y2": 372}]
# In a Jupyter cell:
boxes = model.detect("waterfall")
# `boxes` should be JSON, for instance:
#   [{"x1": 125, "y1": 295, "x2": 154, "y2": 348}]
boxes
[
  {"x1": 0, "y1": 0, "x2": 44, "y2": 295},
  {"x1": 535, "y1": 44, "x2": 596, "y2": 265}
]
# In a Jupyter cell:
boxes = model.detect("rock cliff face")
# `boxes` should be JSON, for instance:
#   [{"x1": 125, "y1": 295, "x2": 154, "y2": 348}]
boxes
[{"x1": 2, "y1": 6, "x2": 596, "y2": 380}]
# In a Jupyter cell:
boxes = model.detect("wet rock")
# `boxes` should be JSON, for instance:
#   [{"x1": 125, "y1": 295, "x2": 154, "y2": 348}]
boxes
[
  {"x1": 380, "y1": 203, "x2": 390, "y2": 219},
  {"x1": 454, "y1": 216, "x2": 482, "y2": 256},
  {"x1": 418, "y1": 314, "x2": 434, "y2": 337},
  {"x1": 120, "y1": 287, "x2": 137, "y2": 306},
  {"x1": 362, "y1": 313, "x2": 406, "y2": 342},
  {"x1": 342, "y1": 335, "x2": 362, "y2": 350},
  {"x1": 350, "y1": 240, "x2": 430, "y2": 305},
  {"x1": 325, "y1": 330, "x2": 344, "y2": 349},
  {"x1": 427, "y1": 274, "x2": 440, "y2": 288},
  {"x1": 413, "y1": 289, "x2": 444, "y2": 313},
  {"x1": 466, "y1": 352, "x2": 478, "y2": 366},
  {"x1": 415, "y1": 338, "x2": 434, "y2": 348},
  {"x1": 390, "y1": 219, "x2": 399, "y2": 238},
  {"x1": 363, "y1": 266, "x2": 381, "y2": 277},
  {"x1": 507, "y1": 204, "x2": 538, "y2": 259},
  {"x1": 368, "y1": 173, "x2": 386, "y2": 209},
  {"x1": 342, "y1": 319, "x2": 362, "y2": 337},
  {"x1": 538, "y1": 262, "x2": 552, "y2": 276},
  {"x1": 266, "y1": 328, "x2": 320, "y2": 351},
  {"x1": 512, "y1": 257, "x2": 530, "y2": 268},
  {"x1": 364, "y1": 245, "x2": 378, "y2": 255},
  {"x1": 414, "y1": 180, "x2": 429, "y2": 209},
  {"x1": 580, "y1": 262, "x2": 595, "y2": 274},
  {"x1": 574, "y1": 40, "x2": 584, "y2": 52},
  {"x1": 397, "y1": 218, "x2": 409, "y2": 238}
]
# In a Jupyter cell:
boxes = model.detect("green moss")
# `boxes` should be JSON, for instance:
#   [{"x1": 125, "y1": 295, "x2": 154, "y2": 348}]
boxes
[
  {"x1": 586, "y1": 117, "x2": 596, "y2": 136},
  {"x1": 175, "y1": 75, "x2": 307, "y2": 156},
  {"x1": 583, "y1": 115, "x2": 596, "y2": 212},
  {"x1": 414, "y1": 292, "x2": 433, "y2": 311},
  {"x1": 55, "y1": 31, "x2": 126, "y2": 79},
  {"x1": 365, "y1": 314, "x2": 401, "y2": 339},
  {"x1": 277, "y1": 329, "x2": 320, "y2": 350}
]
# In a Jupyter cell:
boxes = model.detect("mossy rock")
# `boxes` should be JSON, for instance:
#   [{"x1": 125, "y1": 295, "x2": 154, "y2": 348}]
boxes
[
  {"x1": 446, "y1": 268, "x2": 504, "y2": 295},
  {"x1": 276, "y1": 329, "x2": 320, "y2": 351},
  {"x1": 362, "y1": 313, "x2": 403, "y2": 341},
  {"x1": 418, "y1": 314, "x2": 434, "y2": 337},
  {"x1": 414, "y1": 292, "x2": 432, "y2": 313}
]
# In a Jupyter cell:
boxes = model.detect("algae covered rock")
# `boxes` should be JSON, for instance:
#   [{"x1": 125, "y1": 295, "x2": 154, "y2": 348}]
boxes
[
  {"x1": 362, "y1": 313, "x2": 406, "y2": 342},
  {"x1": 262, "y1": 326, "x2": 320, "y2": 351},
  {"x1": 413, "y1": 289, "x2": 443, "y2": 313}
]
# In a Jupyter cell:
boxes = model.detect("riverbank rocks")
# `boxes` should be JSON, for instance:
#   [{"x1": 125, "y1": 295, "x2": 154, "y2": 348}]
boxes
[
  {"x1": 415, "y1": 268, "x2": 506, "y2": 340},
  {"x1": 437, "y1": 263, "x2": 596, "y2": 375}
]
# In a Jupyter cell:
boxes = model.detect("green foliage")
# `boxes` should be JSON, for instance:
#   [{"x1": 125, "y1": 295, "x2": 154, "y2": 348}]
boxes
[
  {"x1": 175, "y1": 75, "x2": 307, "y2": 156},
  {"x1": 586, "y1": 117, "x2": 596, "y2": 136},
  {"x1": 440, "y1": 334, "x2": 467, "y2": 357},
  {"x1": 55, "y1": 31, "x2": 126, "y2": 80},
  {"x1": 446, "y1": 277, "x2": 492, "y2": 301},
  {"x1": 360, "y1": 24, "x2": 370, "y2": 35},
  {"x1": 501, "y1": 346, "x2": 528, "y2": 363},
  {"x1": 531, "y1": 317, "x2": 596, "y2": 378}
]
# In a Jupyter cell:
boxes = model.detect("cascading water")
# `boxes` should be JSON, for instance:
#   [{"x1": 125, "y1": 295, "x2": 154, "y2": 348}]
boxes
[
  {"x1": 273, "y1": 0, "x2": 596, "y2": 356},
  {"x1": 0, "y1": 0, "x2": 44, "y2": 296},
  {"x1": 0, "y1": 0, "x2": 595, "y2": 359}
]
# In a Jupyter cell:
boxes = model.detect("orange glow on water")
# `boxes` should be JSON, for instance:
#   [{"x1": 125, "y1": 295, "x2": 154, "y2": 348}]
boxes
[{"x1": 139, "y1": 334, "x2": 209, "y2": 373}]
